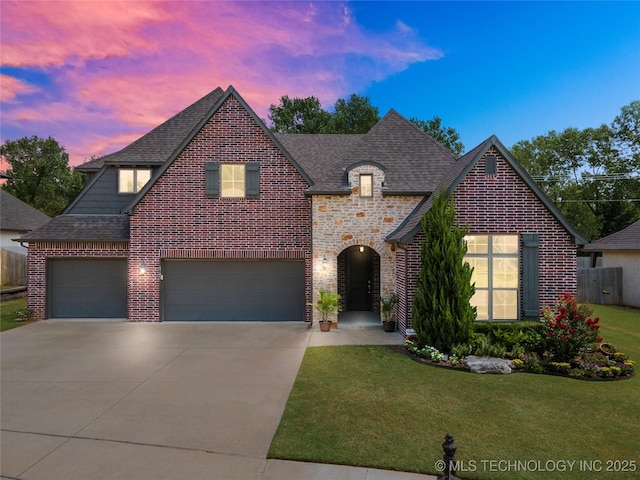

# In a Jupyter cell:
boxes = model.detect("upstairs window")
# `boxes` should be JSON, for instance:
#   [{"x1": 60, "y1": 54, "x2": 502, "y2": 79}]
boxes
[
  {"x1": 205, "y1": 162, "x2": 260, "y2": 198},
  {"x1": 360, "y1": 174, "x2": 373, "y2": 197},
  {"x1": 119, "y1": 169, "x2": 151, "y2": 193},
  {"x1": 221, "y1": 164, "x2": 245, "y2": 197}
]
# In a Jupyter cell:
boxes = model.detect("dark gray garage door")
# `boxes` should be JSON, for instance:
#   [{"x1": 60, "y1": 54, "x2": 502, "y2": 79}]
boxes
[
  {"x1": 48, "y1": 258, "x2": 127, "y2": 318},
  {"x1": 162, "y1": 260, "x2": 305, "y2": 321}
]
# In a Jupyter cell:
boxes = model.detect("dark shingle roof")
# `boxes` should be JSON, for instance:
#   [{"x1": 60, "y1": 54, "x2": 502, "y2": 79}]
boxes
[
  {"x1": 19, "y1": 215, "x2": 129, "y2": 242},
  {"x1": 583, "y1": 219, "x2": 640, "y2": 251},
  {"x1": 76, "y1": 88, "x2": 225, "y2": 171},
  {"x1": 276, "y1": 110, "x2": 458, "y2": 194},
  {"x1": 0, "y1": 190, "x2": 51, "y2": 232},
  {"x1": 386, "y1": 135, "x2": 589, "y2": 245}
]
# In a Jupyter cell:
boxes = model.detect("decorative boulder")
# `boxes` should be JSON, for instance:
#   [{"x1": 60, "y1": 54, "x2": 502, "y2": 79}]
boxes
[{"x1": 466, "y1": 356, "x2": 512, "y2": 374}]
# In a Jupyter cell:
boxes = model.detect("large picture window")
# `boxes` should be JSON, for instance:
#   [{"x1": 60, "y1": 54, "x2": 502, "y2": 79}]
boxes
[{"x1": 464, "y1": 234, "x2": 519, "y2": 321}]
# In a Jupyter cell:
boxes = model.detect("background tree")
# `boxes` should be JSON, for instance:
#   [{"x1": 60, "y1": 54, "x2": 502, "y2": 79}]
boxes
[
  {"x1": 1, "y1": 136, "x2": 85, "y2": 216},
  {"x1": 268, "y1": 95, "x2": 332, "y2": 134},
  {"x1": 269, "y1": 93, "x2": 465, "y2": 156},
  {"x1": 410, "y1": 116, "x2": 465, "y2": 156},
  {"x1": 327, "y1": 93, "x2": 380, "y2": 134},
  {"x1": 511, "y1": 101, "x2": 640, "y2": 239},
  {"x1": 412, "y1": 189, "x2": 476, "y2": 352}
]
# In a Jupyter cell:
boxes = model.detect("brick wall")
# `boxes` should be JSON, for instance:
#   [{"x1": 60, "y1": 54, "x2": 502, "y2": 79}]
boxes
[
  {"x1": 128, "y1": 94, "x2": 312, "y2": 322},
  {"x1": 27, "y1": 241, "x2": 129, "y2": 320},
  {"x1": 398, "y1": 147, "x2": 578, "y2": 334}
]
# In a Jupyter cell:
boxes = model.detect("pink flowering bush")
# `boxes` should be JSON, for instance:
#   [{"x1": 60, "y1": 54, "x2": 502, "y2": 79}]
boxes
[{"x1": 539, "y1": 293, "x2": 602, "y2": 362}]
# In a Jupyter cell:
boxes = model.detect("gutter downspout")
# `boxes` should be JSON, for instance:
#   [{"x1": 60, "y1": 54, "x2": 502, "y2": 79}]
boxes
[
  {"x1": 395, "y1": 242, "x2": 411, "y2": 337},
  {"x1": 307, "y1": 195, "x2": 313, "y2": 325}
]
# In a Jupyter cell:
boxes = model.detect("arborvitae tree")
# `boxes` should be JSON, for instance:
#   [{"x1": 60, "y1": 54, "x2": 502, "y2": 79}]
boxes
[{"x1": 412, "y1": 189, "x2": 476, "y2": 352}]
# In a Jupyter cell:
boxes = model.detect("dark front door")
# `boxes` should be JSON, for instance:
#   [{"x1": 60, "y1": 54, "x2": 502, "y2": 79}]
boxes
[{"x1": 347, "y1": 247, "x2": 372, "y2": 310}]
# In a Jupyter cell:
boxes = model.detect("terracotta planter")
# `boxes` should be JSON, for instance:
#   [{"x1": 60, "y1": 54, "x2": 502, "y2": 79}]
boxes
[{"x1": 319, "y1": 321, "x2": 332, "y2": 332}]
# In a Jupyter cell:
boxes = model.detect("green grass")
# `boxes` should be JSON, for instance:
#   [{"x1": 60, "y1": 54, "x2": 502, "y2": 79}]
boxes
[
  {"x1": 269, "y1": 304, "x2": 640, "y2": 479},
  {"x1": 0, "y1": 297, "x2": 29, "y2": 332}
]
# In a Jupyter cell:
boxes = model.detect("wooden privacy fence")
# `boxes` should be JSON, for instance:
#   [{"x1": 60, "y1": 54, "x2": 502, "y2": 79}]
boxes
[
  {"x1": 1, "y1": 248, "x2": 27, "y2": 286},
  {"x1": 577, "y1": 267, "x2": 622, "y2": 305}
]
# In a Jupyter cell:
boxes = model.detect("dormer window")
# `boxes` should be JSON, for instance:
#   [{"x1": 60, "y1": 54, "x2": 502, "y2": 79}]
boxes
[
  {"x1": 119, "y1": 168, "x2": 151, "y2": 193},
  {"x1": 360, "y1": 174, "x2": 373, "y2": 197}
]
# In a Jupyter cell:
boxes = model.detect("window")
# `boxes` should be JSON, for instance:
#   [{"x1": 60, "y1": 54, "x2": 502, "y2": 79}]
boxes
[
  {"x1": 221, "y1": 164, "x2": 245, "y2": 197},
  {"x1": 206, "y1": 163, "x2": 260, "y2": 198},
  {"x1": 360, "y1": 174, "x2": 373, "y2": 197},
  {"x1": 464, "y1": 234, "x2": 519, "y2": 321},
  {"x1": 119, "y1": 169, "x2": 151, "y2": 193}
]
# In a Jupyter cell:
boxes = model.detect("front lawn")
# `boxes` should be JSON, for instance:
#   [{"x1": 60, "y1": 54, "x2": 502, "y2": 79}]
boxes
[
  {"x1": 269, "y1": 304, "x2": 640, "y2": 479},
  {"x1": 0, "y1": 297, "x2": 30, "y2": 332}
]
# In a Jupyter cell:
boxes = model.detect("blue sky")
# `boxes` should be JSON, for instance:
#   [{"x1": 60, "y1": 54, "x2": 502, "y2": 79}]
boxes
[{"x1": 1, "y1": 1, "x2": 639, "y2": 165}]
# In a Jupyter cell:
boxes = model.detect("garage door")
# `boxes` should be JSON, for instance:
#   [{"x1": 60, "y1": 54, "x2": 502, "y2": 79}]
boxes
[
  {"x1": 162, "y1": 260, "x2": 305, "y2": 321},
  {"x1": 48, "y1": 258, "x2": 127, "y2": 318}
]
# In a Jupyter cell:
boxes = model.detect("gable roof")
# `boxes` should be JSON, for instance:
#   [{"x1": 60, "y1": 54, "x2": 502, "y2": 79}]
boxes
[
  {"x1": 0, "y1": 190, "x2": 51, "y2": 232},
  {"x1": 583, "y1": 219, "x2": 640, "y2": 251},
  {"x1": 276, "y1": 110, "x2": 458, "y2": 194},
  {"x1": 76, "y1": 87, "x2": 226, "y2": 172},
  {"x1": 122, "y1": 86, "x2": 313, "y2": 213},
  {"x1": 386, "y1": 135, "x2": 589, "y2": 245},
  {"x1": 18, "y1": 215, "x2": 129, "y2": 242}
]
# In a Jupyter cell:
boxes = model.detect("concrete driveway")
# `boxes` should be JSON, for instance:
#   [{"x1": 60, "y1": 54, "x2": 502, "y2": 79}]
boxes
[
  {"x1": 2, "y1": 321, "x2": 312, "y2": 479},
  {"x1": 2, "y1": 320, "x2": 430, "y2": 480}
]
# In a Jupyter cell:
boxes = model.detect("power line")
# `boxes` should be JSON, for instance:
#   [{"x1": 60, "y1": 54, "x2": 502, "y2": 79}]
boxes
[
  {"x1": 556, "y1": 199, "x2": 640, "y2": 203},
  {"x1": 532, "y1": 173, "x2": 639, "y2": 182}
]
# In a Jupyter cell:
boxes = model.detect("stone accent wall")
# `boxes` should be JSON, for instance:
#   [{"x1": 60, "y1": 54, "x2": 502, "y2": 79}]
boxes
[
  {"x1": 311, "y1": 164, "x2": 422, "y2": 323},
  {"x1": 398, "y1": 147, "x2": 578, "y2": 335},
  {"x1": 128, "y1": 94, "x2": 312, "y2": 322},
  {"x1": 27, "y1": 241, "x2": 129, "y2": 320}
]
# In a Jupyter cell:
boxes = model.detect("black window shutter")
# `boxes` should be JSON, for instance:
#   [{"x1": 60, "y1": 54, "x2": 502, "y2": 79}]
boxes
[
  {"x1": 246, "y1": 163, "x2": 260, "y2": 197},
  {"x1": 522, "y1": 233, "x2": 540, "y2": 320},
  {"x1": 205, "y1": 163, "x2": 219, "y2": 197}
]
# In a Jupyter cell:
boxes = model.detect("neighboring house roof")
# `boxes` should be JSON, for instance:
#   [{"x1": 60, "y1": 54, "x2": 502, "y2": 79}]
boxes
[
  {"x1": 276, "y1": 110, "x2": 458, "y2": 194},
  {"x1": 583, "y1": 219, "x2": 640, "y2": 251},
  {"x1": 19, "y1": 215, "x2": 129, "y2": 242},
  {"x1": 0, "y1": 190, "x2": 51, "y2": 232},
  {"x1": 75, "y1": 87, "x2": 226, "y2": 172},
  {"x1": 386, "y1": 135, "x2": 589, "y2": 245}
]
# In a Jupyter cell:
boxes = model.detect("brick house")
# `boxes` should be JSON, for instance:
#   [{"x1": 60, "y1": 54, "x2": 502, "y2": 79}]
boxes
[{"x1": 20, "y1": 86, "x2": 587, "y2": 334}]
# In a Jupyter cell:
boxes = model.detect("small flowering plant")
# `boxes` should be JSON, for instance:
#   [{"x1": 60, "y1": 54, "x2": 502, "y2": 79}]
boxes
[
  {"x1": 539, "y1": 293, "x2": 602, "y2": 363},
  {"x1": 404, "y1": 339, "x2": 460, "y2": 366}
]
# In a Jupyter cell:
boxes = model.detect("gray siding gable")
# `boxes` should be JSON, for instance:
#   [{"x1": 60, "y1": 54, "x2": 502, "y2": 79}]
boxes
[{"x1": 66, "y1": 167, "x2": 140, "y2": 215}]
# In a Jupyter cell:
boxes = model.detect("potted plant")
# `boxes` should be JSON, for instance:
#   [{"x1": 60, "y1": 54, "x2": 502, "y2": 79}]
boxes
[
  {"x1": 380, "y1": 293, "x2": 398, "y2": 332},
  {"x1": 309, "y1": 290, "x2": 341, "y2": 332}
]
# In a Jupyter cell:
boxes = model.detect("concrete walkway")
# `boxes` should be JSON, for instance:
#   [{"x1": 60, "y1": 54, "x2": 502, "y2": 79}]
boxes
[{"x1": 1, "y1": 320, "x2": 436, "y2": 480}]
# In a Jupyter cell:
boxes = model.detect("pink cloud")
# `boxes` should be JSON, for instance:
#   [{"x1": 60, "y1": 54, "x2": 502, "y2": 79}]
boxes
[
  {"x1": 0, "y1": 0, "x2": 172, "y2": 67},
  {"x1": 1, "y1": 1, "x2": 442, "y2": 165},
  {"x1": 0, "y1": 74, "x2": 39, "y2": 101}
]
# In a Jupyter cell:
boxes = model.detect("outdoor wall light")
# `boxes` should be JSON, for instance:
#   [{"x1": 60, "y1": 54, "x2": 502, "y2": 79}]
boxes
[
  {"x1": 139, "y1": 263, "x2": 147, "y2": 275},
  {"x1": 322, "y1": 254, "x2": 328, "y2": 270},
  {"x1": 359, "y1": 245, "x2": 365, "y2": 253}
]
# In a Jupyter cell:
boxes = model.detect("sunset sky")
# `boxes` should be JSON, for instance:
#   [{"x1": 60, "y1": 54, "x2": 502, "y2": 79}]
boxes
[{"x1": 1, "y1": 1, "x2": 639, "y2": 167}]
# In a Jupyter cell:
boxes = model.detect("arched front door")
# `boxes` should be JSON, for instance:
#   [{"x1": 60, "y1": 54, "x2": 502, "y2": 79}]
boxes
[{"x1": 338, "y1": 246, "x2": 380, "y2": 312}]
